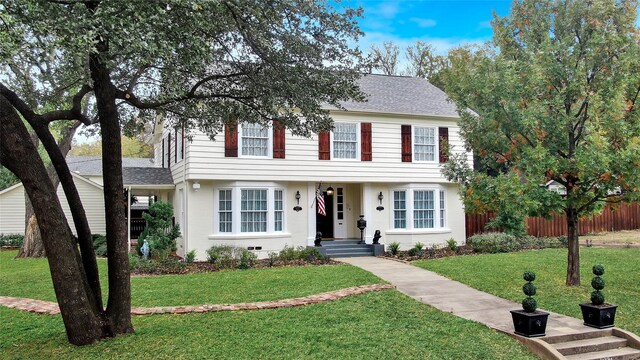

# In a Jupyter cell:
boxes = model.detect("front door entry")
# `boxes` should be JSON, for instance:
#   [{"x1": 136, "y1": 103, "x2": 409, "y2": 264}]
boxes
[{"x1": 316, "y1": 191, "x2": 334, "y2": 239}]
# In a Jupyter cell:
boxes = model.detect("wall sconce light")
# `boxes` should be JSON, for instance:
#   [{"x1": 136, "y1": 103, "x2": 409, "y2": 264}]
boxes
[
  {"x1": 193, "y1": 182, "x2": 201, "y2": 191},
  {"x1": 376, "y1": 191, "x2": 384, "y2": 211},
  {"x1": 293, "y1": 190, "x2": 302, "y2": 212},
  {"x1": 326, "y1": 186, "x2": 334, "y2": 196}
]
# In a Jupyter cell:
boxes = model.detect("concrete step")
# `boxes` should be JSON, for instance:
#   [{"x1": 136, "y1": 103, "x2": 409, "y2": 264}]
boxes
[
  {"x1": 326, "y1": 250, "x2": 374, "y2": 256},
  {"x1": 564, "y1": 346, "x2": 640, "y2": 360},
  {"x1": 553, "y1": 336, "x2": 628, "y2": 356},
  {"x1": 329, "y1": 252, "x2": 375, "y2": 258},
  {"x1": 324, "y1": 246, "x2": 373, "y2": 251},
  {"x1": 544, "y1": 330, "x2": 612, "y2": 344}
]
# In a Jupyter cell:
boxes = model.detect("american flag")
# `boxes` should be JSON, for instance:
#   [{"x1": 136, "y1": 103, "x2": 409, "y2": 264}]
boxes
[{"x1": 316, "y1": 187, "x2": 326, "y2": 216}]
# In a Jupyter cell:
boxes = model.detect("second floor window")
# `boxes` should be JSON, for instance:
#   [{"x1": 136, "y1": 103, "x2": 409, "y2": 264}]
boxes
[
  {"x1": 333, "y1": 123, "x2": 358, "y2": 159},
  {"x1": 241, "y1": 123, "x2": 269, "y2": 157},
  {"x1": 414, "y1": 126, "x2": 436, "y2": 162}
]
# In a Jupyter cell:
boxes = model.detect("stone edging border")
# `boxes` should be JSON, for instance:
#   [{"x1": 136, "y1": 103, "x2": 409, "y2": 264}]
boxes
[{"x1": 0, "y1": 283, "x2": 394, "y2": 316}]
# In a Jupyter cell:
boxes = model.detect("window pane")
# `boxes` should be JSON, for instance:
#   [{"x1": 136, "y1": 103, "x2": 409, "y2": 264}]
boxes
[
  {"x1": 218, "y1": 189, "x2": 232, "y2": 232},
  {"x1": 274, "y1": 190, "x2": 283, "y2": 231},
  {"x1": 393, "y1": 191, "x2": 406, "y2": 229},
  {"x1": 439, "y1": 190, "x2": 446, "y2": 228},
  {"x1": 414, "y1": 127, "x2": 436, "y2": 161},
  {"x1": 333, "y1": 123, "x2": 357, "y2": 159},
  {"x1": 241, "y1": 189, "x2": 268, "y2": 232},
  {"x1": 241, "y1": 123, "x2": 269, "y2": 157},
  {"x1": 414, "y1": 190, "x2": 434, "y2": 228}
]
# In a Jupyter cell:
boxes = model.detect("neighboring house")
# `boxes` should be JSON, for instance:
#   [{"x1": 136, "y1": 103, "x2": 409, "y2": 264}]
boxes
[
  {"x1": 0, "y1": 156, "x2": 172, "y2": 239},
  {"x1": 154, "y1": 74, "x2": 473, "y2": 259}
]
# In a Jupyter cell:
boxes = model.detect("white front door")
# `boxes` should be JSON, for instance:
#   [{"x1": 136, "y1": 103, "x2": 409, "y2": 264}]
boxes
[{"x1": 334, "y1": 186, "x2": 347, "y2": 238}]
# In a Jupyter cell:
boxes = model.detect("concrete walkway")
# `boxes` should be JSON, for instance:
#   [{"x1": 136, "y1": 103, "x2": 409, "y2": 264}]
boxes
[{"x1": 338, "y1": 257, "x2": 598, "y2": 337}]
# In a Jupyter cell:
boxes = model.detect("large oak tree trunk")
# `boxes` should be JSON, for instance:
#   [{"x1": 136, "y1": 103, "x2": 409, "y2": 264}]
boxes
[
  {"x1": 17, "y1": 121, "x2": 79, "y2": 259},
  {"x1": 90, "y1": 53, "x2": 134, "y2": 335},
  {"x1": 0, "y1": 96, "x2": 107, "y2": 345},
  {"x1": 565, "y1": 206, "x2": 581, "y2": 286}
]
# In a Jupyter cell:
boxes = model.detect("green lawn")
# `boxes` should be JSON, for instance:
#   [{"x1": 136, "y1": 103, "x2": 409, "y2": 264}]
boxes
[
  {"x1": 0, "y1": 250, "x2": 535, "y2": 359},
  {"x1": 415, "y1": 248, "x2": 640, "y2": 334}
]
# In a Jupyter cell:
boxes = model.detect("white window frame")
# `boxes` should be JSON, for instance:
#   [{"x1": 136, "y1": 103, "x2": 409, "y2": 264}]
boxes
[
  {"x1": 330, "y1": 122, "x2": 360, "y2": 161},
  {"x1": 238, "y1": 122, "x2": 272, "y2": 158},
  {"x1": 392, "y1": 190, "x2": 407, "y2": 229},
  {"x1": 389, "y1": 185, "x2": 448, "y2": 232},
  {"x1": 213, "y1": 182, "x2": 286, "y2": 236},
  {"x1": 163, "y1": 135, "x2": 170, "y2": 167},
  {"x1": 412, "y1": 126, "x2": 438, "y2": 163},
  {"x1": 176, "y1": 127, "x2": 184, "y2": 162}
]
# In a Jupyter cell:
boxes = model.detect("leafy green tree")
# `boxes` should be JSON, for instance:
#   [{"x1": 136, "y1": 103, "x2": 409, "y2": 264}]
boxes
[
  {"x1": 442, "y1": 0, "x2": 640, "y2": 286},
  {"x1": 71, "y1": 136, "x2": 154, "y2": 158},
  {"x1": 135, "y1": 201, "x2": 181, "y2": 258},
  {"x1": 1, "y1": 0, "x2": 366, "y2": 344},
  {"x1": 0, "y1": 166, "x2": 18, "y2": 191}
]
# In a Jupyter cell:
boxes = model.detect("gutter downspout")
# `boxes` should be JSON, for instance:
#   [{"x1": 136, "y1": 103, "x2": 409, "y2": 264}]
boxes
[{"x1": 127, "y1": 186, "x2": 132, "y2": 251}]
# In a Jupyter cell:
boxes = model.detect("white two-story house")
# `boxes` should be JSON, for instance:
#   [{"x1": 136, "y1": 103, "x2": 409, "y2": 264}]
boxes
[{"x1": 154, "y1": 74, "x2": 473, "y2": 259}]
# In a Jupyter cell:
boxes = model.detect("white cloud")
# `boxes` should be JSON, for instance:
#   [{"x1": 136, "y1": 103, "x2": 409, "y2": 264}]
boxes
[
  {"x1": 360, "y1": 31, "x2": 488, "y2": 56},
  {"x1": 375, "y1": 2, "x2": 400, "y2": 18},
  {"x1": 409, "y1": 17, "x2": 437, "y2": 28}
]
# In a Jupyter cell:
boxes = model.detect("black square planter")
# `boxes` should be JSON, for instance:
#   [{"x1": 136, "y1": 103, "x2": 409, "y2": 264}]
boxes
[
  {"x1": 580, "y1": 303, "x2": 617, "y2": 329},
  {"x1": 510, "y1": 310, "x2": 549, "y2": 337}
]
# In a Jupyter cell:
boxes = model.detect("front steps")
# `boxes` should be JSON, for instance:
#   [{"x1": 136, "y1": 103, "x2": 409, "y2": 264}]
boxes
[
  {"x1": 317, "y1": 240, "x2": 376, "y2": 258},
  {"x1": 541, "y1": 329, "x2": 640, "y2": 360}
]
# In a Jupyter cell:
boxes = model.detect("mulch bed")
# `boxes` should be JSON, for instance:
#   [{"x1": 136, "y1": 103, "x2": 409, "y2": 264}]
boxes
[{"x1": 382, "y1": 245, "x2": 475, "y2": 262}]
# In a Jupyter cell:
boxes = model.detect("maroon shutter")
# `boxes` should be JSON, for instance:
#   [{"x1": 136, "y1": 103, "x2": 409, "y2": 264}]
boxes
[
  {"x1": 273, "y1": 120, "x2": 285, "y2": 159},
  {"x1": 167, "y1": 132, "x2": 172, "y2": 167},
  {"x1": 361, "y1": 122, "x2": 372, "y2": 161},
  {"x1": 161, "y1": 137, "x2": 165, "y2": 168},
  {"x1": 401, "y1": 125, "x2": 412, "y2": 162},
  {"x1": 318, "y1": 131, "x2": 330, "y2": 160},
  {"x1": 439, "y1": 127, "x2": 449, "y2": 163},
  {"x1": 174, "y1": 128, "x2": 178, "y2": 163},
  {"x1": 225, "y1": 120, "x2": 238, "y2": 157}
]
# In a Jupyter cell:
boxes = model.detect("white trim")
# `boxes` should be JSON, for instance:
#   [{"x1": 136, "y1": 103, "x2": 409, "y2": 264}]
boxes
[
  {"x1": 330, "y1": 122, "x2": 361, "y2": 161},
  {"x1": 0, "y1": 182, "x2": 24, "y2": 196},
  {"x1": 238, "y1": 122, "x2": 273, "y2": 159},
  {"x1": 412, "y1": 125, "x2": 438, "y2": 163},
  {"x1": 209, "y1": 232, "x2": 292, "y2": 240}
]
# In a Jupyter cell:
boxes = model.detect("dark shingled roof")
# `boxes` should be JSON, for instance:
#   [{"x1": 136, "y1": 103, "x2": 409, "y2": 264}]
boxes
[
  {"x1": 332, "y1": 74, "x2": 459, "y2": 118},
  {"x1": 122, "y1": 167, "x2": 174, "y2": 186},
  {"x1": 67, "y1": 156, "x2": 155, "y2": 176}
]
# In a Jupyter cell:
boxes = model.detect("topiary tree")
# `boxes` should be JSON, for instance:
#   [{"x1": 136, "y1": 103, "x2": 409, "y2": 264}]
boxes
[
  {"x1": 521, "y1": 271, "x2": 538, "y2": 313},
  {"x1": 590, "y1": 264, "x2": 606, "y2": 305}
]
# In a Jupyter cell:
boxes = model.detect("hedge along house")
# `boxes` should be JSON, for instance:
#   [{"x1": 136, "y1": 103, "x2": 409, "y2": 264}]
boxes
[{"x1": 157, "y1": 74, "x2": 473, "y2": 260}]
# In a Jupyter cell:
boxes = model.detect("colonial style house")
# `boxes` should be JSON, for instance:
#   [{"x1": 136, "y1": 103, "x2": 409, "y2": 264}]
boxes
[{"x1": 155, "y1": 74, "x2": 473, "y2": 259}]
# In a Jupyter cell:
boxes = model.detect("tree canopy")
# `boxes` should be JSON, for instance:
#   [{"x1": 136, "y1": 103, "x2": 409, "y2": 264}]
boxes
[
  {"x1": 1, "y1": 0, "x2": 368, "y2": 345},
  {"x1": 442, "y1": 0, "x2": 640, "y2": 286}
]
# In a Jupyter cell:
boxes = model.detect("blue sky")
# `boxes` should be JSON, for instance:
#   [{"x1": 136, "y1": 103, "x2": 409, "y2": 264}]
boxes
[{"x1": 344, "y1": 0, "x2": 640, "y2": 55}]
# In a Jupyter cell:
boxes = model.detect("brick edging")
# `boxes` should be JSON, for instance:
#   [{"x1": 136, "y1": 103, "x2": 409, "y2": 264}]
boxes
[{"x1": 0, "y1": 284, "x2": 394, "y2": 316}]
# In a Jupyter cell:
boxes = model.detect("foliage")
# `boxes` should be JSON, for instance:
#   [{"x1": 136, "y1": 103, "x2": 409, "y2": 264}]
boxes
[
  {"x1": 137, "y1": 201, "x2": 180, "y2": 259},
  {"x1": 415, "y1": 248, "x2": 640, "y2": 334},
  {"x1": 369, "y1": 40, "x2": 448, "y2": 89},
  {"x1": 70, "y1": 136, "x2": 153, "y2": 158},
  {"x1": 441, "y1": 0, "x2": 640, "y2": 285},
  {"x1": 0, "y1": 233, "x2": 24, "y2": 247},
  {"x1": 408, "y1": 242, "x2": 425, "y2": 256},
  {"x1": 467, "y1": 233, "x2": 566, "y2": 254},
  {"x1": 128, "y1": 253, "x2": 157, "y2": 273},
  {"x1": 590, "y1": 264, "x2": 607, "y2": 305},
  {"x1": 92, "y1": 234, "x2": 108, "y2": 257},
  {"x1": 446, "y1": 238, "x2": 458, "y2": 252},
  {"x1": 185, "y1": 249, "x2": 196, "y2": 264},
  {"x1": 206, "y1": 245, "x2": 257, "y2": 269},
  {"x1": 0, "y1": 166, "x2": 19, "y2": 191},
  {"x1": 387, "y1": 241, "x2": 401, "y2": 256},
  {"x1": 276, "y1": 246, "x2": 327, "y2": 263},
  {"x1": 520, "y1": 271, "x2": 538, "y2": 312}
]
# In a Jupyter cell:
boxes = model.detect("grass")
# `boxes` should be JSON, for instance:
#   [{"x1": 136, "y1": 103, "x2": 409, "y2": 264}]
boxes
[
  {"x1": 415, "y1": 248, "x2": 640, "y2": 334},
  {"x1": 580, "y1": 229, "x2": 640, "y2": 244},
  {"x1": 0, "y1": 250, "x2": 536, "y2": 359}
]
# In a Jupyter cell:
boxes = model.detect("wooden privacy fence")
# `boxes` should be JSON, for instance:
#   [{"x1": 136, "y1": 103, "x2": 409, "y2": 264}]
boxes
[{"x1": 466, "y1": 202, "x2": 640, "y2": 238}]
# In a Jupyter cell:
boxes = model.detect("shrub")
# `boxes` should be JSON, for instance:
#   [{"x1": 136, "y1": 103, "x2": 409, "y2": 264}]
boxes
[
  {"x1": 129, "y1": 252, "x2": 157, "y2": 273},
  {"x1": 467, "y1": 233, "x2": 521, "y2": 253},
  {"x1": 388, "y1": 241, "x2": 400, "y2": 255},
  {"x1": 408, "y1": 242, "x2": 425, "y2": 257},
  {"x1": 590, "y1": 264, "x2": 607, "y2": 305},
  {"x1": 520, "y1": 271, "x2": 538, "y2": 313},
  {"x1": 185, "y1": 249, "x2": 196, "y2": 263},
  {"x1": 92, "y1": 234, "x2": 108, "y2": 257},
  {"x1": 446, "y1": 238, "x2": 458, "y2": 252},
  {"x1": 0, "y1": 233, "x2": 24, "y2": 247},
  {"x1": 137, "y1": 201, "x2": 181, "y2": 258},
  {"x1": 267, "y1": 252, "x2": 278, "y2": 267},
  {"x1": 276, "y1": 246, "x2": 327, "y2": 263},
  {"x1": 206, "y1": 245, "x2": 258, "y2": 269},
  {"x1": 157, "y1": 256, "x2": 186, "y2": 273}
]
